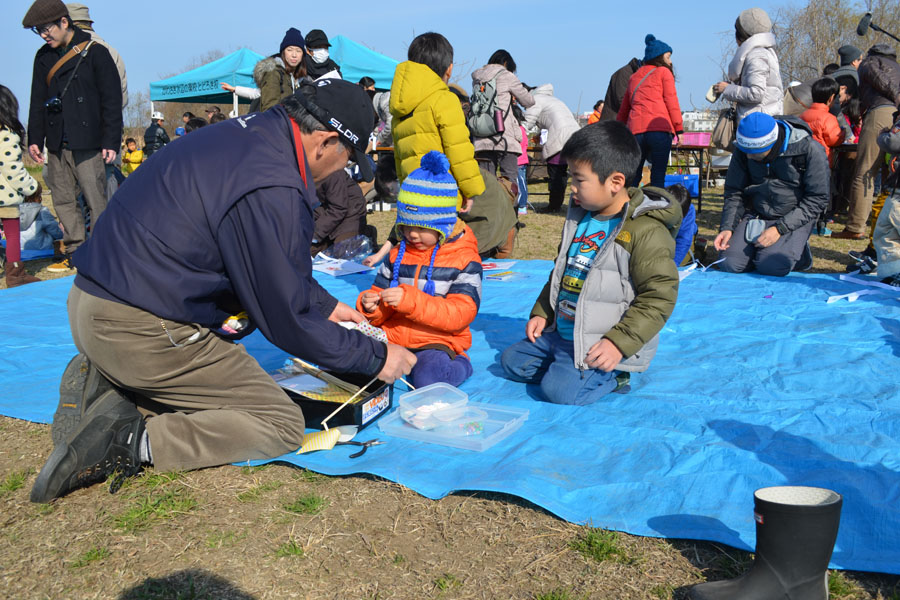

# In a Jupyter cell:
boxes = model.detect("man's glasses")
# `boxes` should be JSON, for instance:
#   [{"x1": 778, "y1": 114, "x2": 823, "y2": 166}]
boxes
[{"x1": 31, "y1": 21, "x2": 59, "y2": 36}]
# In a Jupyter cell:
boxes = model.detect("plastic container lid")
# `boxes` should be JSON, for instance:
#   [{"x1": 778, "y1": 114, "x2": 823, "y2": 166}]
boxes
[
  {"x1": 379, "y1": 402, "x2": 530, "y2": 451},
  {"x1": 398, "y1": 383, "x2": 469, "y2": 430}
]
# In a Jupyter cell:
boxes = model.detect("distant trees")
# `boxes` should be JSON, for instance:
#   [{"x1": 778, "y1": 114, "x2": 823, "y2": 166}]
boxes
[{"x1": 773, "y1": 0, "x2": 900, "y2": 83}]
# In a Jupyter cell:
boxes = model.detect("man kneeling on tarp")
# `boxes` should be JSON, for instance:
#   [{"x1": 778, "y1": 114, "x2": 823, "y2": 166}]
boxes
[{"x1": 31, "y1": 79, "x2": 417, "y2": 503}]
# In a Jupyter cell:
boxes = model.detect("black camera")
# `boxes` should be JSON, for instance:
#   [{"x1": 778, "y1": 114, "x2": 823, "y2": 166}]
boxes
[{"x1": 45, "y1": 97, "x2": 62, "y2": 114}]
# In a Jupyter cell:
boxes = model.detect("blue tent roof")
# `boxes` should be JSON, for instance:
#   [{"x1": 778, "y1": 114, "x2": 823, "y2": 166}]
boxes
[
  {"x1": 329, "y1": 35, "x2": 398, "y2": 90},
  {"x1": 150, "y1": 48, "x2": 264, "y2": 104}
]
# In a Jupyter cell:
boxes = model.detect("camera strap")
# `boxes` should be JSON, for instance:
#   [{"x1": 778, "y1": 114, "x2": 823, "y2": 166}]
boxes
[{"x1": 45, "y1": 40, "x2": 94, "y2": 91}]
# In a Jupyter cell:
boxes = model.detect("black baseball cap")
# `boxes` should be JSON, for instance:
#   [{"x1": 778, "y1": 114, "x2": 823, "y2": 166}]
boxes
[
  {"x1": 305, "y1": 29, "x2": 331, "y2": 48},
  {"x1": 292, "y1": 78, "x2": 375, "y2": 181}
]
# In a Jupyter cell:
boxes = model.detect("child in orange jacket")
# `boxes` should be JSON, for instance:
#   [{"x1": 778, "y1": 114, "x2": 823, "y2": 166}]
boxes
[
  {"x1": 800, "y1": 77, "x2": 846, "y2": 165},
  {"x1": 357, "y1": 151, "x2": 482, "y2": 388}
]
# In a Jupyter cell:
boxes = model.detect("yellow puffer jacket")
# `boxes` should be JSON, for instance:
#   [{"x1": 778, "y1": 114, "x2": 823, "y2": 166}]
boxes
[{"x1": 390, "y1": 61, "x2": 484, "y2": 203}]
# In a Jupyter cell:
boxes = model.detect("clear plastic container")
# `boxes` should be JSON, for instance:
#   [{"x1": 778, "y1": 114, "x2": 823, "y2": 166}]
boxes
[
  {"x1": 379, "y1": 402, "x2": 530, "y2": 451},
  {"x1": 398, "y1": 383, "x2": 468, "y2": 430}
]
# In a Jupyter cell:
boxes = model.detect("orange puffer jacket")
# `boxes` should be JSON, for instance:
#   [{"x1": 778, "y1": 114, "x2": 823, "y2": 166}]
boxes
[
  {"x1": 800, "y1": 103, "x2": 845, "y2": 163},
  {"x1": 617, "y1": 65, "x2": 683, "y2": 135},
  {"x1": 357, "y1": 222, "x2": 482, "y2": 357}
]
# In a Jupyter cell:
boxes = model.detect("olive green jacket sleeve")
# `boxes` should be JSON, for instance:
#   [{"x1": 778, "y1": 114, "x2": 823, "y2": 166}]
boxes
[
  {"x1": 258, "y1": 69, "x2": 288, "y2": 113},
  {"x1": 530, "y1": 276, "x2": 555, "y2": 321},
  {"x1": 603, "y1": 223, "x2": 679, "y2": 357}
]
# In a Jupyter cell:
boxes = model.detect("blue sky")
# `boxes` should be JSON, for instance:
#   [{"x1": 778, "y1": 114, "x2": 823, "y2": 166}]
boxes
[{"x1": 3, "y1": 0, "x2": 791, "y2": 123}]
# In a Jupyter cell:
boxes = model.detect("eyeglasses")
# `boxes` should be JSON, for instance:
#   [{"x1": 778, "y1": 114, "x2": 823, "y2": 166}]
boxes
[{"x1": 31, "y1": 21, "x2": 59, "y2": 36}]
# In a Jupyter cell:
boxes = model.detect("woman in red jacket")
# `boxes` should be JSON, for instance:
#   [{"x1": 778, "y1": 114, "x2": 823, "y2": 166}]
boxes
[{"x1": 617, "y1": 34, "x2": 683, "y2": 188}]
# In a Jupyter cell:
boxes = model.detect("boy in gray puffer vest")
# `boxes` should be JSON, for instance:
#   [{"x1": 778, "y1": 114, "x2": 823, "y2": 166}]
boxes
[{"x1": 501, "y1": 122, "x2": 680, "y2": 405}]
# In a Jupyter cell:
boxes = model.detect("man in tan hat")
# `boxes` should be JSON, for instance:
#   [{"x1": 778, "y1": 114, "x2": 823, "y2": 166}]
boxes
[
  {"x1": 22, "y1": 0, "x2": 122, "y2": 272},
  {"x1": 66, "y1": 3, "x2": 127, "y2": 108}
]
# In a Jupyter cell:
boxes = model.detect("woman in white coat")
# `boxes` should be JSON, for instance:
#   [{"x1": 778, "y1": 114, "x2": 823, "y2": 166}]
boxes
[
  {"x1": 713, "y1": 8, "x2": 783, "y2": 122},
  {"x1": 522, "y1": 84, "x2": 581, "y2": 213}
]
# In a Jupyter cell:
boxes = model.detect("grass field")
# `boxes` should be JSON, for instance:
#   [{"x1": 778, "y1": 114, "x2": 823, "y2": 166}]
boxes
[{"x1": 1, "y1": 179, "x2": 897, "y2": 599}]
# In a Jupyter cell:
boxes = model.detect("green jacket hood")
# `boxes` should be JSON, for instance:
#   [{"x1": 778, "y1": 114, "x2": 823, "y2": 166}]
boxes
[
  {"x1": 626, "y1": 186, "x2": 682, "y2": 238},
  {"x1": 390, "y1": 61, "x2": 449, "y2": 118}
]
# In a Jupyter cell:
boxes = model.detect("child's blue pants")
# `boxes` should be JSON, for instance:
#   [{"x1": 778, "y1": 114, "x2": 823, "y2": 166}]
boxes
[
  {"x1": 410, "y1": 349, "x2": 473, "y2": 388},
  {"x1": 500, "y1": 330, "x2": 617, "y2": 405}
]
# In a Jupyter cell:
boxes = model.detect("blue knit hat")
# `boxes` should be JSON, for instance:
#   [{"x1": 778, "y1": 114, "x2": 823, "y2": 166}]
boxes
[
  {"x1": 643, "y1": 34, "x2": 673, "y2": 62},
  {"x1": 735, "y1": 112, "x2": 779, "y2": 154},
  {"x1": 395, "y1": 151, "x2": 459, "y2": 244},
  {"x1": 280, "y1": 28, "x2": 305, "y2": 54}
]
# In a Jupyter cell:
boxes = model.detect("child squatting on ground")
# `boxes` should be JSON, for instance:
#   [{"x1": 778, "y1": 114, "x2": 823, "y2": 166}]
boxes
[
  {"x1": 500, "y1": 121, "x2": 680, "y2": 406},
  {"x1": 357, "y1": 151, "x2": 483, "y2": 388}
]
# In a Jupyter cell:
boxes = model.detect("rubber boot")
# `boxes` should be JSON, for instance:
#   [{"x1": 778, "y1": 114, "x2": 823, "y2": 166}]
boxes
[
  {"x1": 689, "y1": 486, "x2": 842, "y2": 600},
  {"x1": 5, "y1": 262, "x2": 41, "y2": 287}
]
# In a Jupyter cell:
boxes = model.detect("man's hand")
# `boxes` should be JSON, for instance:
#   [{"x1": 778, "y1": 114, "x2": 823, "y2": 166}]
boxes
[
  {"x1": 526, "y1": 315, "x2": 547, "y2": 343},
  {"x1": 28, "y1": 144, "x2": 44, "y2": 165},
  {"x1": 459, "y1": 197, "x2": 473, "y2": 214},
  {"x1": 360, "y1": 292, "x2": 380, "y2": 313},
  {"x1": 378, "y1": 343, "x2": 417, "y2": 383},
  {"x1": 754, "y1": 226, "x2": 781, "y2": 248},
  {"x1": 714, "y1": 230, "x2": 732, "y2": 251},
  {"x1": 380, "y1": 286, "x2": 404, "y2": 308},
  {"x1": 102, "y1": 149, "x2": 116, "y2": 164},
  {"x1": 585, "y1": 338, "x2": 623, "y2": 372},
  {"x1": 328, "y1": 301, "x2": 365, "y2": 324}
]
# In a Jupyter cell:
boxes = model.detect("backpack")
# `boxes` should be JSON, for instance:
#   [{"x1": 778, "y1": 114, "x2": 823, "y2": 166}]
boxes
[{"x1": 468, "y1": 73, "x2": 504, "y2": 137}]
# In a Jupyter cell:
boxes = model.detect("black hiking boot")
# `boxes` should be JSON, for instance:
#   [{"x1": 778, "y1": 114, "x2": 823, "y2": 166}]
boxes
[
  {"x1": 51, "y1": 354, "x2": 116, "y2": 447},
  {"x1": 31, "y1": 389, "x2": 144, "y2": 503}
]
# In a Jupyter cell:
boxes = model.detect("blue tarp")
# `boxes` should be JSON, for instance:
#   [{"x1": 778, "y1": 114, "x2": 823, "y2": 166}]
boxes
[
  {"x1": 329, "y1": 35, "x2": 398, "y2": 90},
  {"x1": 2, "y1": 264, "x2": 899, "y2": 574},
  {"x1": 149, "y1": 48, "x2": 264, "y2": 104}
]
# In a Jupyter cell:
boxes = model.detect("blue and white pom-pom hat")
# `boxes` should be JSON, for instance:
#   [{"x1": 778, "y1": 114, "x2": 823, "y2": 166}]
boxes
[
  {"x1": 735, "y1": 112, "x2": 779, "y2": 155},
  {"x1": 395, "y1": 150, "x2": 459, "y2": 244}
]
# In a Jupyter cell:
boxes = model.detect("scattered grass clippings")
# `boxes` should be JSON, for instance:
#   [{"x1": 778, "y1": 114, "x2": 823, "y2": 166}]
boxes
[
  {"x1": 434, "y1": 573, "x2": 461, "y2": 591},
  {"x1": 70, "y1": 546, "x2": 111, "y2": 569},
  {"x1": 207, "y1": 530, "x2": 247, "y2": 549},
  {"x1": 650, "y1": 584, "x2": 675, "y2": 598},
  {"x1": 570, "y1": 528, "x2": 626, "y2": 563},
  {"x1": 240, "y1": 464, "x2": 272, "y2": 475},
  {"x1": 292, "y1": 469, "x2": 329, "y2": 483},
  {"x1": 237, "y1": 480, "x2": 283, "y2": 503},
  {"x1": 392, "y1": 553, "x2": 405, "y2": 565},
  {"x1": 275, "y1": 540, "x2": 305, "y2": 558},
  {"x1": 534, "y1": 589, "x2": 578, "y2": 600},
  {"x1": 283, "y1": 493, "x2": 327, "y2": 515},
  {"x1": 829, "y1": 571, "x2": 860, "y2": 597},
  {"x1": 0, "y1": 468, "x2": 34, "y2": 497},
  {"x1": 114, "y1": 488, "x2": 198, "y2": 532}
]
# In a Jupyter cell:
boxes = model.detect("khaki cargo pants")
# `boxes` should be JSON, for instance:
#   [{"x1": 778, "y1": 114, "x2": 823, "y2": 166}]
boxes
[{"x1": 67, "y1": 285, "x2": 305, "y2": 471}]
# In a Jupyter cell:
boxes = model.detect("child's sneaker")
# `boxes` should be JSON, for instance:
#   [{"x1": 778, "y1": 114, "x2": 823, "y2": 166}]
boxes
[
  {"x1": 881, "y1": 274, "x2": 900, "y2": 287},
  {"x1": 847, "y1": 249, "x2": 877, "y2": 274},
  {"x1": 517, "y1": 207, "x2": 528, "y2": 216},
  {"x1": 46, "y1": 254, "x2": 75, "y2": 273},
  {"x1": 613, "y1": 372, "x2": 631, "y2": 394}
]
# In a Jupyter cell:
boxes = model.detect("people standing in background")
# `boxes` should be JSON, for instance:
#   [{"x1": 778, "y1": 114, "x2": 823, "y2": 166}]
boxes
[
  {"x1": 0, "y1": 84, "x2": 42, "y2": 287},
  {"x1": 600, "y1": 57, "x2": 641, "y2": 121},
  {"x1": 143, "y1": 112, "x2": 169, "y2": 158},
  {"x1": 358, "y1": 76, "x2": 375, "y2": 91},
  {"x1": 523, "y1": 84, "x2": 581, "y2": 213},
  {"x1": 247, "y1": 28, "x2": 308, "y2": 112},
  {"x1": 204, "y1": 106, "x2": 221, "y2": 121},
  {"x1": 471, "y1": 49, "x2": 534, "y2": 182},
  {"x1": 304, "y1": 29, "x2": 342, "y2": 80},
  {"x1": 588, "y1": 100, "x2": 603, "y2": 124},
  {"x1": 617, "y1": 34, "x2": 683, "y2": 189},
  {"x1": 182, "y1": 112, "x2": 195, "y2": 125},
  {"x1": 713, "y1": 8, "x2": 783, "y2": 121},
  {"x1": 121, "y1": 137, "x2": 142, "y2": 176},
  {"x1": 516, "y1": 126, "x2": 529, "y2": 215},
  {"x1": 65, "y1": 3, "x2": 126, "y2": 108},
  {"x1": 23, "y1": 0, "x2": 122, "y2": 273}
]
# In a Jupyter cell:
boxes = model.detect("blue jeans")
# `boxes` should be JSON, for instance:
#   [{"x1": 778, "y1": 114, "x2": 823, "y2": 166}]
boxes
[
  {"x1": 632, "y1": 131, "x2": 673, "y2": 188},
  {"x1": 410, "y1": 349, "x2": 473, "y2": 388},
  {"x1": 500, "y1": 330, "x2": 617, "y2": 405},
  {"x1": 516, "y1": 165, "x2": 528, "y2": 209}
]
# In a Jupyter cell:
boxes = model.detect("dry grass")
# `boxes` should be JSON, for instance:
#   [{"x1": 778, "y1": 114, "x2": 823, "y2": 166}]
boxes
[{"x1": 2, "y1": 181, "x2": 898, "y2": 598}]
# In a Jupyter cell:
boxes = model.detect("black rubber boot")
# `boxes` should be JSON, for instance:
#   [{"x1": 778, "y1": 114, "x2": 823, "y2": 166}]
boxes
[
  {"x1": 32, "y1": 389, "x2": 144, "y2": 503},
  {"x1": 689, "y1": 486, "x2": 842, "y2": 600},
  {"x1": 51, "y1": 354, "x2": 116, "y2": 446}
]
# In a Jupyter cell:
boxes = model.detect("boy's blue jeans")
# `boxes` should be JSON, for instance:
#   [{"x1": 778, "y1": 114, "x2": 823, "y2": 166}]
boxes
[
  {"x1": 501, "y1": 330, "x2": 617, "y2": 405},
  {"x1": 516, "y1": 165, "x2": 529, "y2": 209}
]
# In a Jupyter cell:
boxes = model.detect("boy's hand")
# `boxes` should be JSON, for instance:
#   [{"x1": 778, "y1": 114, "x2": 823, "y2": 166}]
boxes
[
  {"x1": 360, "y1": 292, "x2": 380, "y2": 313},
  {"x1": 328, "y1": 301, "x2": 365, "y2": 324},
  {"x1": 526, "y1": 316, "x2": 547, "y2": 343},
  {"x1": 714, "y1": 230, "x2": 732, "y2": 251},
  {"x1": 754, "y1": 226, "x2": 781, "y2": 248},
  {"x1": 585, "y1": 338, "x2": 623, "y2": 372},
  {"x1": 380, "y1": 286, "x2": 405, "y2": 308}
]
